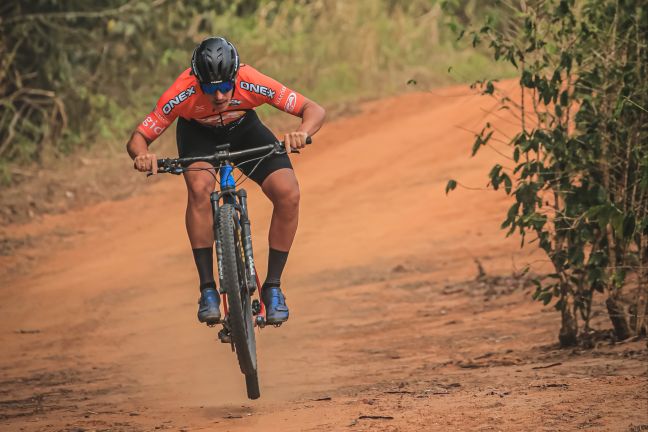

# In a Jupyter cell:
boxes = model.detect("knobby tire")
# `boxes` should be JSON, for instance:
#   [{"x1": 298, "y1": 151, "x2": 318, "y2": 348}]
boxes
[
  {"x1": 216, "y1": 204, "x2": 260, "y2": 399},
  {"x1": 245, "y1": 371, "x2": 260, "y2": 400}
]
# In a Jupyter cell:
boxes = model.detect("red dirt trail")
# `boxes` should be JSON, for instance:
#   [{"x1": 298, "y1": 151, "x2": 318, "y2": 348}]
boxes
[{"x1": 1, "y1": 82, "x2": 646, "y2": 431}]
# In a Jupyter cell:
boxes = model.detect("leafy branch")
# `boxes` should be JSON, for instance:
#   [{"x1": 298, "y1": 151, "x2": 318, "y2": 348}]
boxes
[{"x1": 444, "y1": 0, "x2": 648, "y2": 345}]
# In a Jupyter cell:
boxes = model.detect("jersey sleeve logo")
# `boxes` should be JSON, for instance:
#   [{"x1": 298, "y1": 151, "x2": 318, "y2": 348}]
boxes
[
  {"x1": 276, "y1": 86, "x2": 287, "y2": 104},
  {"x1": 162, "y1": 86, "x2": 196, "y2": 115},
  {"x1": 284, "y1": 92, "x2": 297, "y2": 112},
  {"x1": 240, "y1": 81, "x2": 276, "y2": 99},
  {"x1": 141, "y1": 115, "x2": 165, "y2": 136}
]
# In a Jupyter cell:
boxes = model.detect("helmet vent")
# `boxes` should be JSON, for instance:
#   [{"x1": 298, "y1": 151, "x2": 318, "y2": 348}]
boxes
[{"x1": 191, "y1": 37, "x2": 240, "y2": 84}]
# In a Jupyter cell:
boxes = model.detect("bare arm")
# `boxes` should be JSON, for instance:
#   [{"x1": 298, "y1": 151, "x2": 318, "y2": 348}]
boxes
[
  {"x1": 126, "y1": 131, "x2": 158, "y2": 174},
  {"x1": 285, "y1": 98, "x2": 326, "y2": 151},
  {"x1": 297, "y1": 98, "x2": 326, "y2": 136}
]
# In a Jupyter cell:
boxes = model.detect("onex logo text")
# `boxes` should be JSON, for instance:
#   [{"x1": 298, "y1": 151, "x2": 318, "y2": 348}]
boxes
[
  {"x1": 162, "y1": 86, "x2": 196, "y2": 115},
  {"x1": 239, "y1": 81, "x2": 276, "y2": 99}
]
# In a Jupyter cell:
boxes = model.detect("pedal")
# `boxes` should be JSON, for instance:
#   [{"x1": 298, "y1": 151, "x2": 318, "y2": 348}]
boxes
[
  {"x1": 217, "y1": 328, "x2": 232, "y2": 344},
  {"x1": 273, "y1": 323, "x2": 282, "y2": 328},
  {"x1": 251, "y1": 299, "x2": 261, "y2": 315},
  {"x1": 255, "y1": 315, "x2": 266, "y2": 328}
]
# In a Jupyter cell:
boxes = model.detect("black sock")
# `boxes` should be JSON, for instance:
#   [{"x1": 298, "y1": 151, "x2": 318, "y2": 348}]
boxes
[
  {"x1": 263, "y1": 248, "x2": 289, "y2": 288},
  {"x1": 192, "y1": 247, "x2": 216, "y2": 292}
]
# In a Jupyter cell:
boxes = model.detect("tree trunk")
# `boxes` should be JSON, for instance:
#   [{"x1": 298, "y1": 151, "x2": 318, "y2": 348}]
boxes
[
  {"x1": 634, "y1": 277, "x2": 647, "y2": 336},
  {"x1": 606, "y1": 296, "x2": 632, "y2": 340},
  {"x1": 559, "y1": 306, "x2": 578, "y2": 347},
  {"x1": 634, "y1": 234, "x2": 648, "y2": 336}
]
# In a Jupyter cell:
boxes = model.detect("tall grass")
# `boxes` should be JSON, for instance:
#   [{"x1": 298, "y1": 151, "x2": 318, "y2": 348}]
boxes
[{"x1": 189, "y1": 0, "x2": 513, "y2": 107}]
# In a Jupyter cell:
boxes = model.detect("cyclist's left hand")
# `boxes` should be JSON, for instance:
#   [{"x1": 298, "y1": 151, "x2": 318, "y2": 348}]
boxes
[{"x1": 283, "y1": 131, "x2": 308, "y2": 153}]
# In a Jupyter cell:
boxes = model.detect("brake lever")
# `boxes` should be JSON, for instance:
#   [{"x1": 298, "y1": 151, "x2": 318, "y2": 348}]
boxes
[
  {"x1": 147, "y1": 166, "x2": 183, "y2": 176},
  {"x1": 278, "y1": 136, "x2": 312, "y2": 154}
]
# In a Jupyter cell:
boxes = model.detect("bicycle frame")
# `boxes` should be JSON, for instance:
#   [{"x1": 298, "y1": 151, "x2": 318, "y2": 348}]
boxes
[
  {"x1": 154, "y1": 138, "x2": 307, "y2": 332},
  {"x1": 151, "y1": 136, "x2": 311, "y2": 399}
]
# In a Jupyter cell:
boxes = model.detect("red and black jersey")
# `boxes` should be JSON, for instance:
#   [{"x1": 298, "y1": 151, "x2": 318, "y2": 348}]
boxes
[{"x1": 136, "y1": 64, "x2": 306, "y2": 142}]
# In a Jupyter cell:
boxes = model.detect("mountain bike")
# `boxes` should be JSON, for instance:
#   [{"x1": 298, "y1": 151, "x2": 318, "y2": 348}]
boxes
[{"x1": 153, "y1": 137, "x2": 310, "y2": 400}]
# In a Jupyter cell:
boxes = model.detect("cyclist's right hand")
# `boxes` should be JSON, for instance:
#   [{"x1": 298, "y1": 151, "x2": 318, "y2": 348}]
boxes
[{"x1": 133, "y1": 152, "x2": 158, "y2": 174}]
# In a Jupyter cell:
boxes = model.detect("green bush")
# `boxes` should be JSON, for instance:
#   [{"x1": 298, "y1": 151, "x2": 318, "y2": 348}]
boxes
[{"x1": 446, "y1": 0, "x2": 648, "y2": 344}]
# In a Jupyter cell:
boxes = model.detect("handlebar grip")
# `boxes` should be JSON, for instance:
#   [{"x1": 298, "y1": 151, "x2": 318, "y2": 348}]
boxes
[
  {"x1": 281, "y1": 136, "x2": 312, "y2": 146},
  {"x1": 283, "y1": 136, "x2": 312, "y2": 153}
]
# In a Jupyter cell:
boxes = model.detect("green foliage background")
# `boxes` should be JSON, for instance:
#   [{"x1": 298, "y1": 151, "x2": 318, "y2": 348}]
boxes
[
  {"x1": 0, "y1": 0, "x2": 510, "y2": 178},
  {"x1": 445, "y1": 0, "x2": 647, "y2": 343}
]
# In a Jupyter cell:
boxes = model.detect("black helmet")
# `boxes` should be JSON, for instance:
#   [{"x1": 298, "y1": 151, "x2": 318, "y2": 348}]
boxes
[{"x1": 191, "y1": 37, "x2": 240, "y2": 84}]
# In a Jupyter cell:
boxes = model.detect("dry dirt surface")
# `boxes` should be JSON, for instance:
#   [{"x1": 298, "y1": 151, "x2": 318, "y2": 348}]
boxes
[{"x1": 1, "y1": 82, "x2": 646, "y2": 432}]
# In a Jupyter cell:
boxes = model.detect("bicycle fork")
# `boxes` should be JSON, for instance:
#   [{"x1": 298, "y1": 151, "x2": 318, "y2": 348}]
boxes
[{"x1": 231, "y1": 190, "x2": 268, "y2": 328}]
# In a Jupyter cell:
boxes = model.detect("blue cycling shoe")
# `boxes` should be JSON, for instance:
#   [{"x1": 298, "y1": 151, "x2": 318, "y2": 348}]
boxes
[
  {"x1": 197, "y1": 288, "x2": 221, "y2": 324},
  {"x1": 262, "y1": 286, "x2": 289, "y2": 324}
]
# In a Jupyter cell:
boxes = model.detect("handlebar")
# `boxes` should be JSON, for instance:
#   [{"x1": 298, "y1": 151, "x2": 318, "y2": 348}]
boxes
[{"x1": 154, "y1": 136, "x2": 311, "y2": 175}]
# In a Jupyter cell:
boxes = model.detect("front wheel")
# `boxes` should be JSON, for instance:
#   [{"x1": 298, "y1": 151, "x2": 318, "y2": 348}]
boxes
[
  {"x1": 216, "y1": 204, "x2": 258, "y2": 378},
  {"x1": 245, "y1": 371, "x2": 260, "y2": 400}
]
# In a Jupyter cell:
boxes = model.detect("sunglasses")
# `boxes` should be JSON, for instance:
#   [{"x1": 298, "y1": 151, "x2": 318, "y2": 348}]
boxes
[{"x1": 200, "y1": 81, "x2": 235, "y2": 95}]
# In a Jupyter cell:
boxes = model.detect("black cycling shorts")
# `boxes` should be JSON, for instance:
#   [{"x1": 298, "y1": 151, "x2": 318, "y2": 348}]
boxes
[{"x1": 176, "y1": 110, "x2": 292, "y2": 185}]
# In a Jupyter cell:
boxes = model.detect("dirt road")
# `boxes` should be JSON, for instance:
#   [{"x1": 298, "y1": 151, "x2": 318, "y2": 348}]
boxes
[{"x1": 1, "y1": 82, "x2": 646, "y2": 431}]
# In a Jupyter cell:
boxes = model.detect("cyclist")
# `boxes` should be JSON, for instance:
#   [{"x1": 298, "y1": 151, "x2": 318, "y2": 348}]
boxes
[{"x1": 126, "y1": 36, "x2": 325, "y2": 325}]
